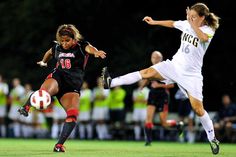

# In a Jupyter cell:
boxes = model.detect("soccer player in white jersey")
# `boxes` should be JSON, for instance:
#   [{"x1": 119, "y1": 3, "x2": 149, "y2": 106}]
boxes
[{"x1": 102, "y1": 3, "x2": 220, "y2": 154}]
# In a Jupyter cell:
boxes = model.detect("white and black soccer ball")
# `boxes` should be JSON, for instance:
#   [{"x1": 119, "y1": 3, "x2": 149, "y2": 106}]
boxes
[{"x1": 30, "y1": 90, "x2": 51, "y2": 110}]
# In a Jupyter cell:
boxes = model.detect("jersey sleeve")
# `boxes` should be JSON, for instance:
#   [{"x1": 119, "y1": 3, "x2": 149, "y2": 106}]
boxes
[
  {"x1": 200, "y1": 26, "x2": 215, "y2": 39},
  {"x1": 51, "y1": 41, "x2": 59, "y2": 57},
  {"x1": 78, "y1": 40, "x2": 89, "y2": 53},
  {"x1": 173, "y1": 20, "x2": 188, "y2": 32}
]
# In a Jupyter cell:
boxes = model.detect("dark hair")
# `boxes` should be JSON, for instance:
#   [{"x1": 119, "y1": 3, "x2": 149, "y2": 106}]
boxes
[{"x1": 191, "y1": 3, "x2": 220, "y2": 30}]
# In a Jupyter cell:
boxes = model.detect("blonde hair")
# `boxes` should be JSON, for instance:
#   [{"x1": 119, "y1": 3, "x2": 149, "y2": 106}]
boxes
[
  {"x1": 191, "y1": 3, "x2": 220, "y2": 30},
  {"x1": 56, "y1": 24, "x2": 83, "y2": 43}
]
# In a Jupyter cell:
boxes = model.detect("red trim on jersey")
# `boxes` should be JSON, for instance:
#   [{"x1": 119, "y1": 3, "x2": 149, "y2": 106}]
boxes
[
  {"x1": 83, "y1": 54, "x2": 89, "y2": 69},
  {"x1": 56, "y1": 62, "x2": 59, "y2": 68},
  {"x1": 46, "y1": 73, "x2": 53, "y2": 79}
]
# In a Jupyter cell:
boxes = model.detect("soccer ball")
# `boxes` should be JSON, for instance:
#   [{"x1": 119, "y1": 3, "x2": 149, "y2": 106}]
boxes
[{"x1": 30, "y1": 89, "x2": 51, "y2": 110}]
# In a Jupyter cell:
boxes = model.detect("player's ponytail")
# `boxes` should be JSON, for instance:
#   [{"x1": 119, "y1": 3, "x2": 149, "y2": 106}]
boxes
[{"x1": 206, "y1": 12, "x2": 220, "y2": 30}]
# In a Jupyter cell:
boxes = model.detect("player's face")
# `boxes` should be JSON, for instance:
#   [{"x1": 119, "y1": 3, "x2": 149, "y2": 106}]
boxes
[
  {"x1": 60, "y1": 35, "x2": 75, "y2": 50},
  {"x1": 187, "y1": 9, "x2": 205, "y2": 26},
  {"x1": 151, "y1": 53, "x2": 161, "y2": 65}
]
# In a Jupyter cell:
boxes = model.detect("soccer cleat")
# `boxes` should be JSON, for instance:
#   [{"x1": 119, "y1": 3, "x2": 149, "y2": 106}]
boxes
[
  {"x1": 177, "y1": 121, "x2": 184, "y2": 136},
  {"x1": 18, "y1": 106, "x2": 30, "y2": 117},
  {"x1": 210, "y1": 138, "x2": 220, "y2": 155},
  {"x1": 53, "y1": 144, "x2": 66, "y2": 152},
  {"x1": 144, "y1": 142, "x2": 151, "y2": 146},
  {"x1": 101, "y1": 67, "x2": 112, "y2": 89}
]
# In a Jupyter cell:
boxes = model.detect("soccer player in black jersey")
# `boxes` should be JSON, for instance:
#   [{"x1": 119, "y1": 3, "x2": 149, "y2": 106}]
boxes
[
  {"x1": 138, "y1": 51, "x2": 183, "y2": 146},
  {"x1": 18, "y1": 24, "x2": 106, "y2": 152}
]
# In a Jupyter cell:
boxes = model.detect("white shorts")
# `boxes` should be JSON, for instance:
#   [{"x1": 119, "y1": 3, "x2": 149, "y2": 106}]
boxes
[
  {"x1": 78, "y1": 111, "x2": 90, "y2": 121},
  {"x1": 151, "y1": 59, "x2": 203, "y2": 101},
  {"x1": 133, "y1": 108, "x2": 146, "y2": 122},
  {"x1": 0, "y1": 105, "x2": 6, "y2": 117},
  {"x1": 92, "y1": 107, "x2": 109, "y2": 120},
  {"x1": 52, "y1": 106, "x2": 67, "y2": 120}
]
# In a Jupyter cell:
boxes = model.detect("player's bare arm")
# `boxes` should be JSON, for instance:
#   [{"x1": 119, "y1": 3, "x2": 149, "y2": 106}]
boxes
[
  {"x1": 85, "y1": 44, "x2": 106, "y2": 59},
  {"x1": 37, "y1": 48, "x2": 53, "y2": 67},
  {"x1": 138, "y1": 79, "x2": 150, "y2": 90},
  {"x1": 143, "y1": 16, "x2": 174, "y2": 28}
]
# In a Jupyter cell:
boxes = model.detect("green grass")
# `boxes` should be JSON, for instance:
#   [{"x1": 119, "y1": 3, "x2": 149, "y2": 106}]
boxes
[{"x1": 0, "y1": 139, "x2": 235, "y2": 157}]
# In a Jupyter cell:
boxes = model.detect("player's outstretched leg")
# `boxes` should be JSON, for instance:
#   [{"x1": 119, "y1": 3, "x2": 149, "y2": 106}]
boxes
[
  {"x1": 18, "y1": 93, "x2": 34, "y2": 117},
  {"x1": 101, "y1": 67, "x2": 111, "y2": 89}
]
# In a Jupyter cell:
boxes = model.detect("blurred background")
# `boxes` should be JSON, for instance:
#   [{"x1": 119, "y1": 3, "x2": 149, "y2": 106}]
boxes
[{"x1": 0, "y1": 0, "x2": 236, "y2": 142}]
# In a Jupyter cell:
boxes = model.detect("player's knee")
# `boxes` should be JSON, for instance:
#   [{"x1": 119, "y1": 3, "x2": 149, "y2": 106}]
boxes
[
  {"x1": 65, "y1": 108, "x2": 79, "y2": 122},
  {"x1": 192, "y1": 105, "x2": 204, "y2": 116}
]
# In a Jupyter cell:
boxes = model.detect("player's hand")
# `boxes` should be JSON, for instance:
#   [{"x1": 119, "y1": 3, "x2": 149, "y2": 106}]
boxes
[
  {"x1": 37, "y1": 61, "x2": 47, "y2": 67},
  {"x1": 94, "y1": 50, "x2": 106, "y2": 59},
  {"x1": 143, "y1": 16, "x2": 155, "y2": 25}
]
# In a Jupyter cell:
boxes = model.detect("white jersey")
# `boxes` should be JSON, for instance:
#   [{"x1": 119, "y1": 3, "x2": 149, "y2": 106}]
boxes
[
  {"x1": 172, "y1": 20, "x2": 215, "y2": 74},
  {"x1": 152, "y1": 20, "x2": 215, "y2": 101}
]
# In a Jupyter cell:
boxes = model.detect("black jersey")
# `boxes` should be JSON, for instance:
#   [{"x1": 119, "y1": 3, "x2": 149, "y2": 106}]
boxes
[
  {"x1": 147, "y1": 80, "x2": 169, "y2": 111},
  {"x1": 52, "y1": 40, "x2": 89, "y2": 72},
  {"x1": 48, "y1": 40, "x2": 90, "y2": 99},
  {"x1": 149, "y1": 80, "x2": 166, "y2": 96}
]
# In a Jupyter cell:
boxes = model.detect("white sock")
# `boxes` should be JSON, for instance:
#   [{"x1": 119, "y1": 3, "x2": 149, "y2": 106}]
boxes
[
  {"x1": 101, "y1": 124, "x2": 109, "y2": 139},
  {"x1": 0, "y1": 125, "x2": 6, "y2": 137},
  {"x1": 79, "y1": 124, "x2": 85, "y2": 139},
  {"x1": 51, "y1": 123, "x2": 59, "y2": 139},
  {"x1": 111, "y1": 71, "x2": 142, "y2": 88},
  {"x1": 199, "y1": 111, "x2": 215, "y2": 141},
  {"x1": 86, "y1": 124, "x2": 93, "y2": 139},
  {"x1": 134, "y1": 125, "x2": 141, "y2": 140},
  {"x1": 96, "y1": 125, "x2": 104, "y2": 140},
  {"x1": 13, "y1": 122, "x2": 21, "y2": 137}
]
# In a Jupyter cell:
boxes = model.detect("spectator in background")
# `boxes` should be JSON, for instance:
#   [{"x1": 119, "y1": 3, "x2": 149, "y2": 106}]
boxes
[
  {"x1": 108, "y1": 86, "x2": 126, "y2": 139},
  {"x1": 20, "y1": 83, "x2": 34, "y2": 138},
  {"x1": 8, "y1": 78, "x2": 25, "y2": 137},
  {"x1": 214, "y1": 94, "x2": 236, "y2": 142},
  {"x1": 92, "y1": 77, "x2": 110, "y2": 140},
  {"x1": 132, "y1": 80, "x2": 149, "y2": 140},
  {"x1": 0, "y1": 75, "x2": 9, "y2": 137},
  {"x1": 78, "y1": 81, "x2": 93, "y2": 139},
  {"x1": 175, "y1": 88, "x2": 195, "y2": 143},
  {"x1": 138, "y1": 51, "x2": 179, "y2": 146}
]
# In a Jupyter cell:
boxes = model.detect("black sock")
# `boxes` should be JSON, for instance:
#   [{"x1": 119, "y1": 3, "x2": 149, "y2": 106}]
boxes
[
  {"x1": 57, "y1": 121, "x2": 76, "y2": 145},
  {"x1": 144, "y1": 127, "x2": 152, "y2": 143},
  {"x1": 23, "y1": 93, "x2": 34, "y2": 108}
]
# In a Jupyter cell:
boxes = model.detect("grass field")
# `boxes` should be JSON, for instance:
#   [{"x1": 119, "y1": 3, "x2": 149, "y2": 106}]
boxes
[{"x1": 0, "y1": 139, "x2": 235, "y2": 157}]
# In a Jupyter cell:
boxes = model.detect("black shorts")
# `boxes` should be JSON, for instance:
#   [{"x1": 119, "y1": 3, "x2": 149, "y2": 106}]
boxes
[
  {"x1": 47, "y1": 68, "x2": 84, "y2": 99},
  {"x1": 147, "y1": 91, "x2": 169, "y2": 112},
  {"x1": 178, "y1": 99, "x2": 192, "y2": 117}
]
